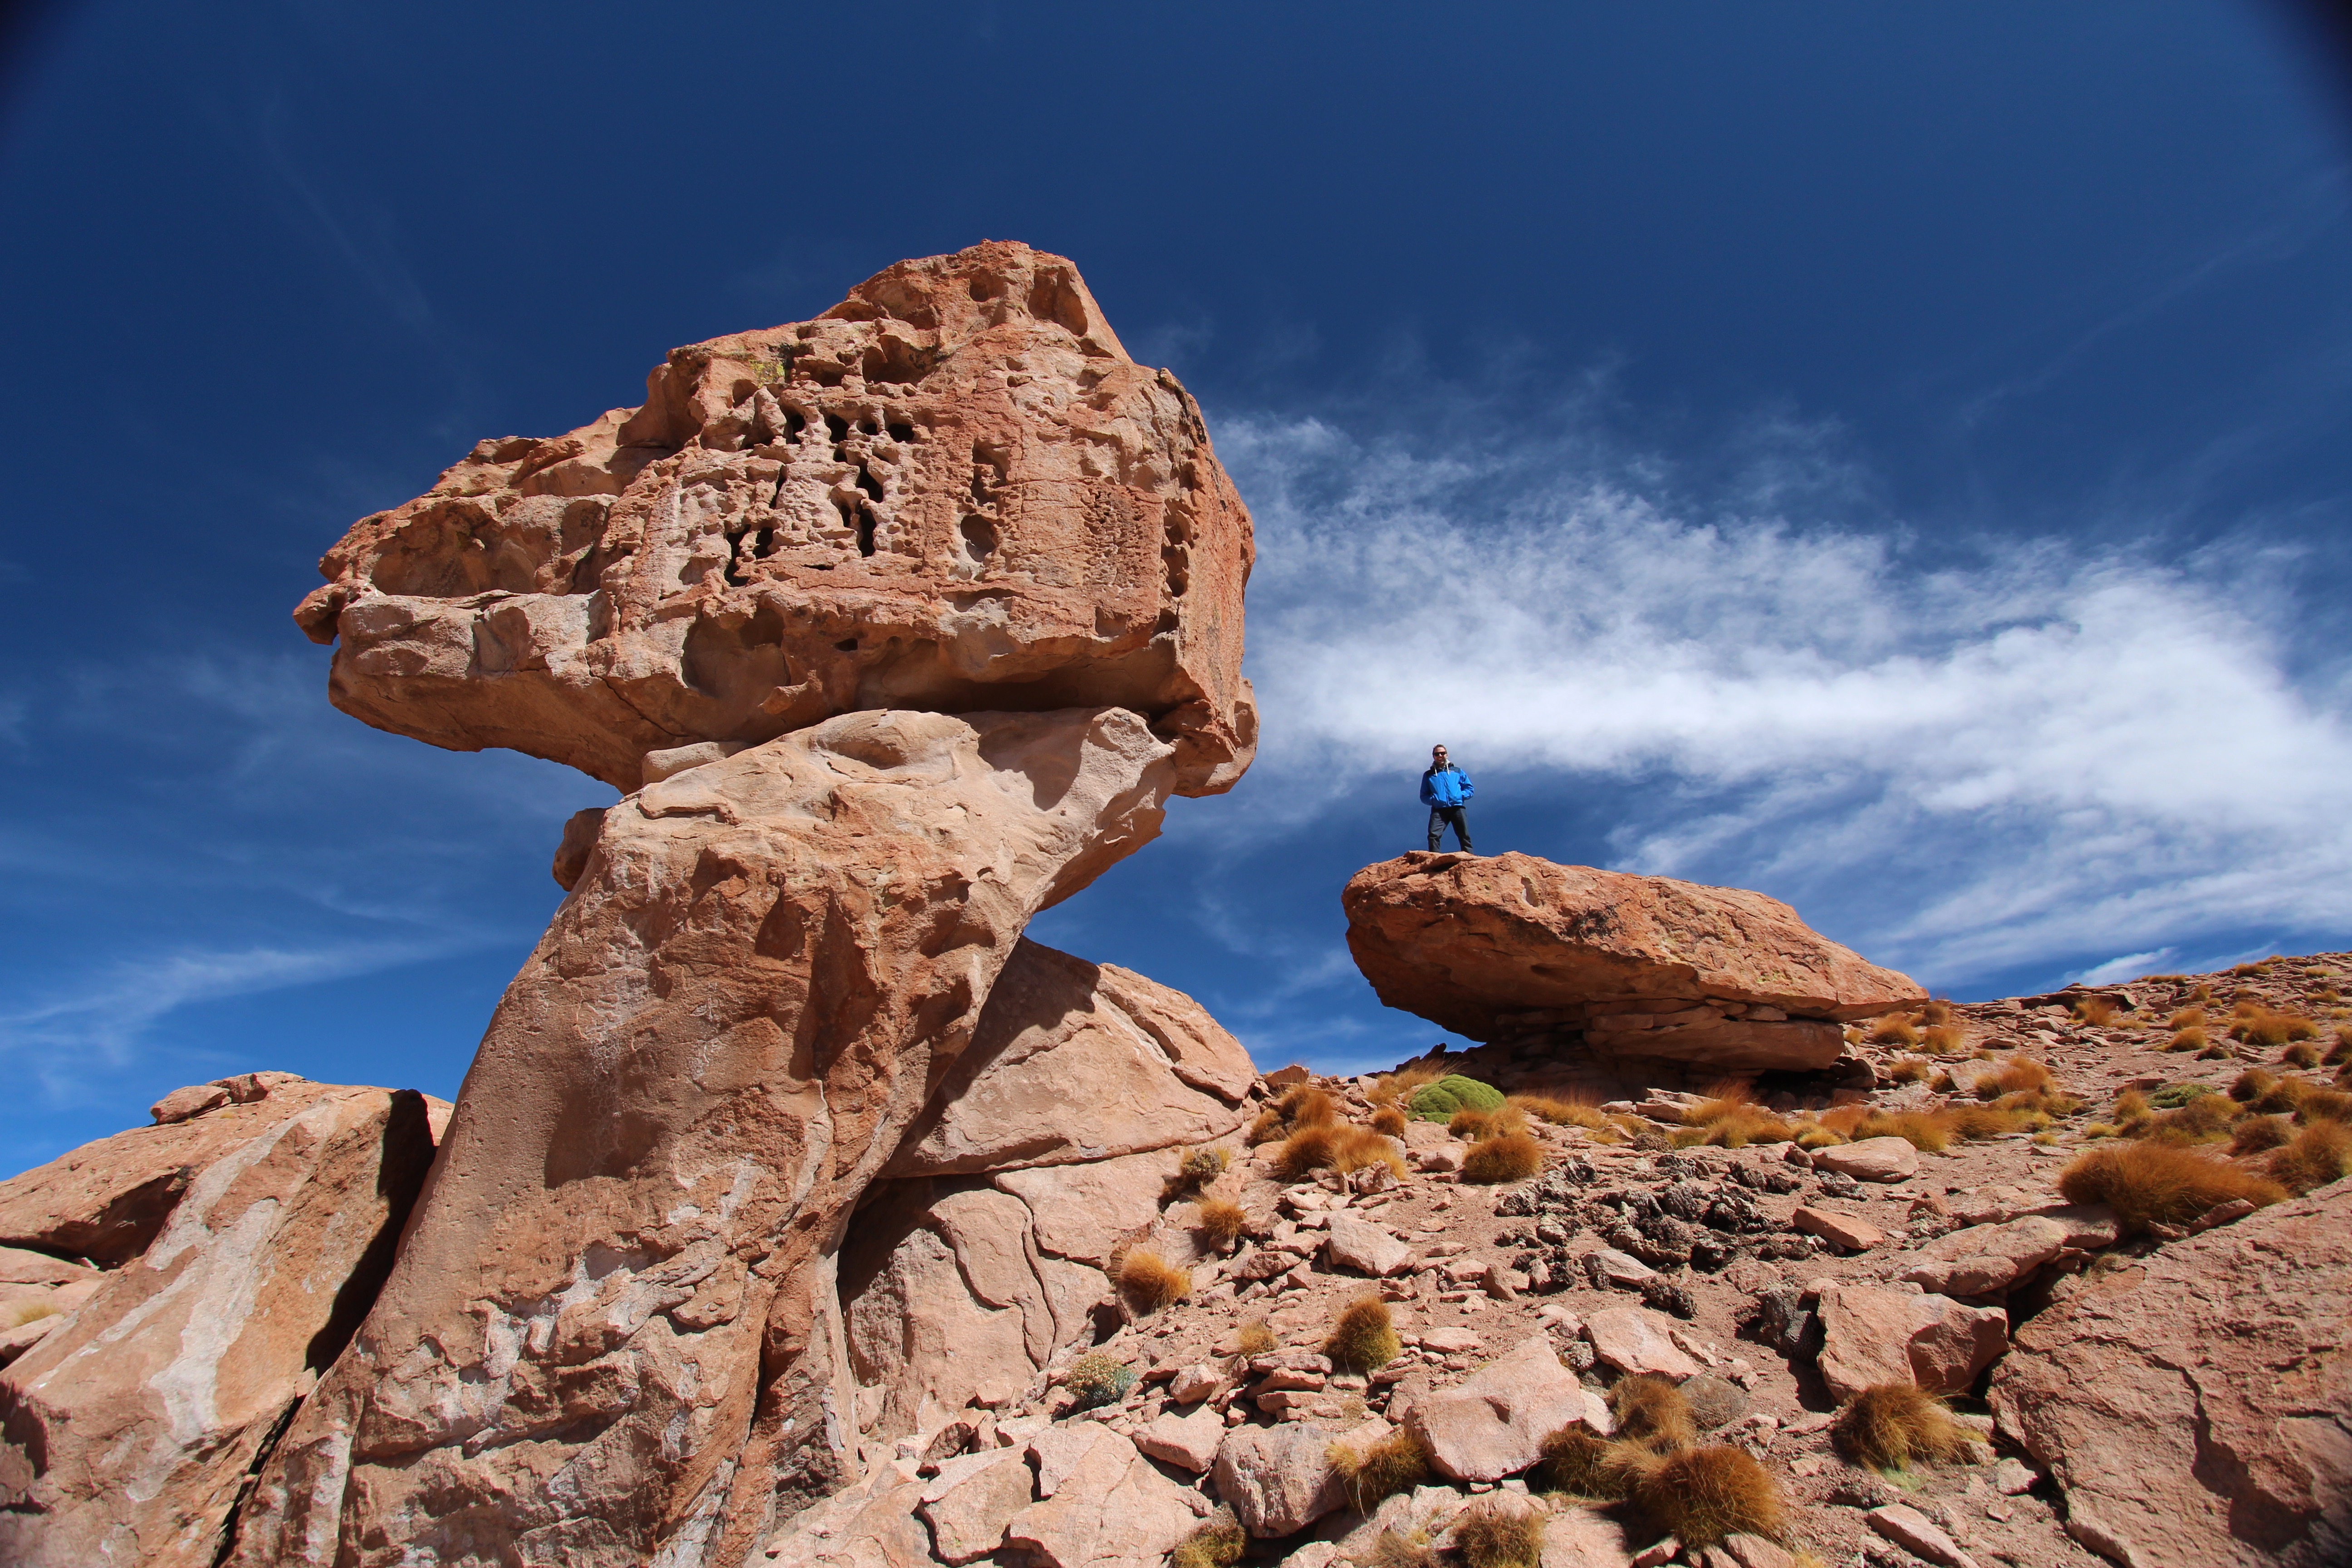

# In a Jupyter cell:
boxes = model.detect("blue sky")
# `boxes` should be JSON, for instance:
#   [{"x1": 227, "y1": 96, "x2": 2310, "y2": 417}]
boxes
[{"x1": 4, "y1": 2, "x2": 2351, "y2": 1173}]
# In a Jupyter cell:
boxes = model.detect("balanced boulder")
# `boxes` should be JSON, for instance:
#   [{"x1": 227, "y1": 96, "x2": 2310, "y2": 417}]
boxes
[{"x1": 1341, "y1": 851, "x2": 1923, "y2": 1072}]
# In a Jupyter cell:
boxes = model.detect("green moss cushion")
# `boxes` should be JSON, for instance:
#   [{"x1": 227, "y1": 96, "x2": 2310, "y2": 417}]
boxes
[{"x1": 1407, "y1": 1074, "x2": 1505, "y2": 1121}]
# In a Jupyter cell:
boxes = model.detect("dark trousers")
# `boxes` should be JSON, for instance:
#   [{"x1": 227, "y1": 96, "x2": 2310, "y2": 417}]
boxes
[{"x1": 1427, "y1": 804, "x2": 1473, "y2": 852}]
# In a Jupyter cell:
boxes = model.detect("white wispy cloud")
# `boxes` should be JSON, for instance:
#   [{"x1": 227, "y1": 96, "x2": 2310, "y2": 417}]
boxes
[{"x1": 1215, "y1": 405, "x2": 2352, "y2": 988}]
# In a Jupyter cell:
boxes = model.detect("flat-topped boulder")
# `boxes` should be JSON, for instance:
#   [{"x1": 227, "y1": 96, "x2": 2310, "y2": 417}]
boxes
[
  {"x1": 1342, "y1": 851, "x2": 1924, "y2": 1072},
  {"x1": 294, "y1": 241, "x2": 1256, "y2": 797}
]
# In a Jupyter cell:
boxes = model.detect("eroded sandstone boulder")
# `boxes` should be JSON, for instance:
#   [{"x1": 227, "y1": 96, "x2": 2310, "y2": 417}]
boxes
[
  {"x1": 294, "y1": 241, "x2": 1257, "y2": 797},
  {"x1": 0, "y1": 1084, "x2": 441, "y2": 1568},
  {"x1": 1990, "y1": 1178, "x2": 2352, "y2": 1568},
  {"x1": 222, "y1": 707, "x2": 1177, "y2": 1568},
  {"x1": 1341, "y1": 852, "x2": 1924, "y2": 1072}
]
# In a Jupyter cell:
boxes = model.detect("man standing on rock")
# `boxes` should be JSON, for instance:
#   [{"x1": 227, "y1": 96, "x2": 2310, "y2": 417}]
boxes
[{"x1": 1421, "y1": 744, "x2": 1475, "y2": 852}]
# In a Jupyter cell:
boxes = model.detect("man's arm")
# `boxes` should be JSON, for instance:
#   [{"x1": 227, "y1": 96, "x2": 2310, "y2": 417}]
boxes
[
  {"x1": 1419, "y1": 770, "x2": 1436, "y2": 805},
  {"x1": 1457, "y1": 770, "x2": 1473, "y2": 801}
]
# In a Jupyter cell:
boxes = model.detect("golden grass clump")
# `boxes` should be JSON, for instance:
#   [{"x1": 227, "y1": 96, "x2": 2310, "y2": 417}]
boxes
[
  {"x1": 1193, "y1": 1196, "x2": 1249, "y2": 1249},
  {"x1": 1867, "y1": 1014, "x2": 1921, "y2": 1048},
  {"x1": 2299, "y1": 1088, "x2": 2352, "y2": 1124},
  {"x1": 0, "y1": 1298, "x2": 64, "y2": 1331},
  {"x1": 1452, "y1": 1506, "x2": 1546, "y2": 1568},
  {"x1": 1633, "y1": 1445, "x2": 1786, "y2": 1549},
  {"x1": 2169, "y1": 1004, "x2": 2209, "y2": 1029},
  {"x1": 1920, "y1": 1024, "x2": 1969, "y2": 1055},
  {"x1": 1921, "y1": 998, "x2": 1955, "y2": 1025},
  {"x1": 1280, "y1": 1084, "x2": 1339, "y2": 1127},
  {"x1": 1371, "y1": 1105, "x2": 1408, "y2": 1137},
  {"x1": 2230, "y1": 1068, "x2": 2277, "y2": 1103},
  {"x1": 1533, "y1": 1426, "x2": 1636, "y2": 1499},
  {"x1": 2058, "y1": 1141, "x2": 2288, "y2": 1236},
  {"x1": 1117, "y1": 1250, "x2": 1191, "y2": 1314},
  {"x1": 1329, "y1": 1426, "x2": 1431, "y2": 1513},
  {"x1": 2233, "y1": 1010, "x2": 2322, "y2": 1048},
  {"x1": 2284, "y1": 1041, "x2": 2324, "y2": 1069},
  {"x1": 1246, "y1": 1107, "x2": 1288, "y2": 1145},
  {"x1": 1367, "y1": 1067, "x2": 1441, "y2": 1108},
  {"x1": 1833, "y1": 1385, "x2": 1975, "y2": 1472},
  {"x1": 1609, "y1": 1374, "x2": 1697, "y2": 1453},
  {"x1": 2147, "y1": 1090, "x2": 2236, "y2": 1142},
  {"x1": 1231, "y1": 1319, "x2": 1276, "y2": 1357},
  {"x1": 1275, "y1": 1123, "x2": 1340, "y2": 1180},
  {"x1": 1326, "y1": 1294, "x2": 1403, "y2": 1372},
  {"x1": 1887, "y1": 1056, "x2": 1931, "y2": 1085},
  {"x1": 1460, "y1": 1132, "x2": 1545, "y2": 1184},
  {"x1": 2229, "y1": 1115, "x2": 2293, "y2": 1155},
  {"x1": 2329, "y1": 1029, "x2": 2352, "y2": 1065},
  {"x1": 1943, "y1": 1104, "x2": 2023, "y2": 1142},
  {"x1": 2073, "y1": 995, "x2": 2123, "y2": 1027},
  {"x1": 1509, "y1": 1091, "x2": 1609, "y2": 1130},
  {"x1": 1851, "y1": 1108, "x2": 1952, "y2": 1153},
  {"x1": 1332, "y1": 1124, "x2": 1409, "y2": 1181},
  {"x1": 1985, "y1": 1056, "x2": 2053, "y2": 1098},
  {"x1": 1171, "y1": 1514, "x2": 1246, "y2": 1568},
  {"x1": 2169, "y1": 1026, "x2": 2210, "y2": 1053},
  {"x1": 1449, "y1": 1104, "x2": 1529, "y2": 1141},
  {"x1": 2269, "y1": 1120, "x2": 2352, "y2": 1194}
]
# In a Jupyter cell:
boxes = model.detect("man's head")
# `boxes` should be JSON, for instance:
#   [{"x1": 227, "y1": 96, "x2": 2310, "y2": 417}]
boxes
[{"x1": 1431, "y1": 745, "x2": 1450, "y2": 767}]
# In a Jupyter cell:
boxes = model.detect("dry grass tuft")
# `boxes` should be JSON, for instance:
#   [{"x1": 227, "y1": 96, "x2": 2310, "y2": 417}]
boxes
[
  {"x1": 2270, "y1": 1121, "x2": 2352, "y2": 1194},
  {"x1": 2169, "y1": 1026, "x2": 2210, "y2": 1053},
  {"x1": 2169, "y1": 1005, "x2": 2209, "y2": 1029},
  {"x1": 1943, "y1": 1104, "x2": 2024, "y2": 1141},
  {"x1": 1920, "y1": 1024, "x2": 1969, "y2": 1055},
  {"x1": 1333, "y1": 1125, "x2": 1409, "y2": 1181},
  {"x1": 0, "y1": 1298, "x2": 63, "y2": 1331},
  {"x1": 2300, "y1": 1088, "x2": 2352, "y2": 1124},
  {"x1": 2234, "y1": 1009, "x2": 2322, "y2": 1048},
  {"x1": 2059, "y1": 1141, "x2": 2288, "y2": 1235},
  {"x1": 1450, "y1": 1104, "x2": 1530, "y2": 1141},
  {"x1": 1231, "y1": 1319, "x2": 1276, "y2": 1358},
  {"x1": 1633, "y1": 1445, "x2": 1786, "y2": 1548},
  {"x1": 1170, "y1": 1514, "x2": 1246, "y2": 1568},
  {"x1": 1327, "y1": 1295, "x2": 1403, "y2": 1372},
  {"x1": 1533, "y1": 1426, "x2": 1636, "y2": 1499},
  {"x1": 1985, "y1": 1056, "x2": 2054, "y2": 1098},
  {"x1": 1851, "y1": 1109, "x2": 1953, "y2": 1153},
  {"x1": 1118, "y1": 1250, "x2": 1191, "y2": 1314},
  {"x1": 1609, "y1": 1374, "x2": 1697, "y2": 1453},
  {"x1": 1834, "y1": 1384, "x2": 1974, "y2": 1472},
  {"x1": 2074, "y1": 995, "x2": 2123, "y2": 1027},
  {"x1": 2230, "y1": 1115, "x2": 2293, "y2": 1155},
  {"x1": 1366, "y1": 1067, "x2": 1441, "y2": 1108},
  {"x1": 1921, "y1": 998, "x2": 1955, "y2": 1025},
  {"x1": 1193, "y1": 1196, "x2": 1248, "y2": 1249},
  {"x1": 1329, "y1": 1426, "x2": 1431, "y2": 1512},
  {"x1": 1509, "y1": 1092, "x2": 1610, "y2": 1130},
  {"x1": 1867, "y1": 1014, "x2": 1921, "y2": 1048},
  {"x1": 1453, "y1": 1506, "x2": 1545, "y2": 1568},
  {"x1": 1279, "y1": 1085, "x2": 1339, "y2": 1127},
  {"x1": 1276, "y1": 1123, "x2": 1340, "y2": 1180},
  {"x1": 1371, "y1": 1105, "x2": 1408, "y2": 1137},
  {"x1": 1460, "y1": 1132, "x2": 1545, "y2": 1184},
  {"x1": 2231, "y1": 1068, "x2": 2278, "y2": 1103},
  {"x1": 1245, "y1": 1107, "x2": 1288, "y2": 1146},
  {"x1": 1887, "y1": 1056, "x2": 1931, "y2": 1084},
  {"x1": 2284, "y1": 1041, "x2": 2324, "y2": 1069}
]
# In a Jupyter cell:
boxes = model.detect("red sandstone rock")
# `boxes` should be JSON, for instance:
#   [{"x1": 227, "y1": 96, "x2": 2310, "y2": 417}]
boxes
[
  {"x1": 1340, "y1": 853, "x2": 1922, "y2": 1071},
  {"x1": 1990, "y1": 1178, "x2": 2352, "y2": 1567},
  {"x1": 295, "y1": 242, "x2": 1256, "y2": 798},
  {"x1": 222, "y1": 707, "x2": 1175, "y2": 1568},
  {"x1": 0, "y1": 1085, "x2": 440, "y2": 1568}
]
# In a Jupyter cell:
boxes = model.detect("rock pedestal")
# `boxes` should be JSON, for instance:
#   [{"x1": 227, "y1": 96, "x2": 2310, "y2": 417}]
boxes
[{"x1": 1342, "y1": 852, "x2": 1924, "y2": 1074}]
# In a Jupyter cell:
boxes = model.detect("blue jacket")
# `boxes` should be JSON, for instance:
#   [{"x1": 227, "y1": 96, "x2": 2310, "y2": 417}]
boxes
[{"x1": 1421, "y1": 765, "x2": 1474, "y2": 807}]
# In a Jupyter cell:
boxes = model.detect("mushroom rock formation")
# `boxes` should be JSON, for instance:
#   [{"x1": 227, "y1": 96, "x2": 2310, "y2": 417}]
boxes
[
  {"x1": 223, "y1": 707, "x2": 1181, "y2": 1568},
  {"x1": 292, "y1": 240, "x2": 1257, "y2": 798},
  {"x1": 0, "y1": 1080, "x2": 443, "y2": 1568},
  {"x1": 1342, "y1": 851, "x2": 1925, "y2": 1074}
]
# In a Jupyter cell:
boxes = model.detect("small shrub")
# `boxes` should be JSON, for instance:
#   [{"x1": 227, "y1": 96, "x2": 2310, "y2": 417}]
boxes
[
  {"x1": 1834, "y1": 1384, "x2": 1973, "y2": 1472},
  {"x1": 1327, "y1": 1295, "x2": 1403, "y2": 1372},
  {"x1": 1371, "y1": 1105, "x2": 1408, "y2": 1137},
  {"x1": 1118, "y1": 1250, "x2": 1191, "y2": 1314},
  {"x1": 1168, "y1": 1144, "x2": 1231, "y2": 1195},
  {"x1": 1461, "y1": 1132, "x2": 1544, "y2": 1184},
  {"x1": 2058, "y1": 1141, "x2": 2288, "y2": 1236},
  {"x1": 1634, "y1": 1444, "x2": 1786, "y2": 1548},
  {"x1": 1063, "y1": 1350, "x2": 1135, "y2": 1409},
  {"x1": 2270, "y1": 1121, "x2": 2352, "y2": 1194},
  {"x1": 1533, "y1": 1425, "x2": 1635, "y2": 1499},
  {"x1": 2229, "y1": 1115, "x2": 2293, "y2": 1155},
  {"x1": 1609, "y1": 1374, "x2": 1697, "y2": 1453},
  {"x1": 1887, "y1": 1056, "x2": 1931, "y2": 1085},
  {"x1": 1329, "y1": 1425, "x2": 1430, "y2": 1512},
  {"x1": 1867, "y1": 1014, "x2": 1921, "y2": 1048},
  {"x1": 1453, "y1": 1505, "x2": 1545, "y2": 1568},
  {"x1": 1407, "y1": 1074, "x2": 1505, "y2": 1121},
  {"x1": 1920, "y1": 1024, "x2": 1968, "y2": 1055},
  {"x1": 1276, "y1": 1124, "x2": 1340, "y2": 1180},
  {"x1": 1171, "y1": 1513, "x2": 1246, "y2": 1568},
  {"x1": 1194, "y1": 1196, "x2": 1248, "y2": 1248},
  {"x1": 1231, "y1": 1319, "x2": 1276, "y2": 1357}
]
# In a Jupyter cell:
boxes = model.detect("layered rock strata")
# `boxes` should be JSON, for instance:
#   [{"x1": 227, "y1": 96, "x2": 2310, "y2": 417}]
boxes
[
  {"x1": 1343, "y1": 852, "x2": 1925, "y2": 1075},
  {"x1": 221, "y1": 708, "x2": 1177, "y2": 1567},
  {"x1": 0, "y1": 1077, "x2": 444, "y2": 1567},
  {"x1": 293, "y1": 241, "x2": 1257, "y2": 797}
]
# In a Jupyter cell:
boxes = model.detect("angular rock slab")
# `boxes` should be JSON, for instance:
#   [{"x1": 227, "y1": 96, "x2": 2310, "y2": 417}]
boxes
[
  {"x1": 1991, "y1": 1179, "x2": 2352, "y2": 1568},
  {"x1": 1405, "y1": 1333, "x2": 1612, "y2": 1482},
  {"x1": 1212, "y1": 1420, "x2": 1348, "y2": 1537},
  {"x1": 0, "y1": 1086, "x2": 439, "y2": 1568},
  {"x1": 1341, "y1": 852, "x2": 1923, "y2": 1068},
  {"x1": 1006, "y1": 1426, "x2": 1199, "y2": 1568},
  {"x1": 296, "y1": 241, "x2": 1258, "y2": 798},
  {"x1": 223, "y1": 707, "x2": 1176, "y2": 1568},
  {"x1": 1816, "y1": 1284, "x2": 2007, "y2": 1403},
  {"x1": 887, "y1": 936, "x2": 1252, "y2": 1175}
]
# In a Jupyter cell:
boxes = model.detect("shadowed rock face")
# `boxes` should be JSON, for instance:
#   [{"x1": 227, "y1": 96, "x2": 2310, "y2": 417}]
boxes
[
  {"x1": 1342, "y1": 852, "x2": 1926, "y2": 1073},
  {"x1": 294, "y1": 241, "x2": 1257, "y2": 798},
  {"x1": 221, "y1": 707, "x2": 1178, "y2": 1568}
]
